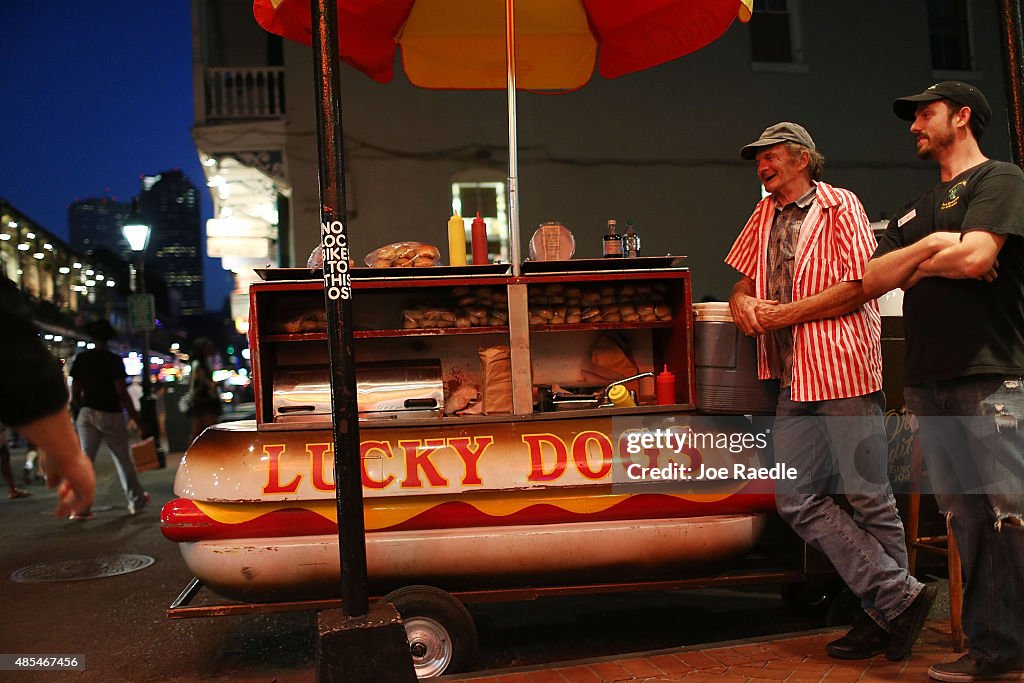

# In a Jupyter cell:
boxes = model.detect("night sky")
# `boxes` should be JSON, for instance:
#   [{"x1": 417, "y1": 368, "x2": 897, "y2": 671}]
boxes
[{"x1": 0, "y1": 2, "x2": 231, "y2": 311}]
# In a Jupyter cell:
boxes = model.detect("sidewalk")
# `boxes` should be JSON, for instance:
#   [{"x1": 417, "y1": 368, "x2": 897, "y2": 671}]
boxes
[{"x1": 446, "y1": 620, "x2": 963, "y2": 682}]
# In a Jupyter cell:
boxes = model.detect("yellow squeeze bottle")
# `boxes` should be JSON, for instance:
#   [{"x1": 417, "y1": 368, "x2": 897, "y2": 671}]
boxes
[
  {"x1": 447, "y1": 213, "x2": 467, "y2": 266},
  {"x1": 607, "y1": 385, "x2": 636, "y2": 408}
]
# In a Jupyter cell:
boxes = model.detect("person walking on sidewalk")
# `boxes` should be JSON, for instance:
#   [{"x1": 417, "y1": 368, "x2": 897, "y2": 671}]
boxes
[
  {"x1": 865, "y1": 81, "x2": 1024, "y2": 683},
  {"x1": 0, "y1": 422, "x2": 31, "y2": 499},
  {"x1": 69, "y1": 319, "x2": 149, "y2": 519},
  {"x1": 726, "y1": 122, "x2": 935, "y2": 662},
  {"x1": 187, "y1": 337, "x2": 222, "y2": 444}
]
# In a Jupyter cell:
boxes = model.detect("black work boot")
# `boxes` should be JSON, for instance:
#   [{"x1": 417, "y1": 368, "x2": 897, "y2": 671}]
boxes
[
  {"x1": 886, "y1": 584, "x2": 937, "y2": 661},
  {"x1": 826, "y1": 611, "x2": 891, "y2": 660}
]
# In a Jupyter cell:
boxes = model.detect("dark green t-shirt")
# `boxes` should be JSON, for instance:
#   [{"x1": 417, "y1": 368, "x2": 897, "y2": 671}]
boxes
[{"x1": 874, "y1": 159, "x2": 1024, "y2": 384}]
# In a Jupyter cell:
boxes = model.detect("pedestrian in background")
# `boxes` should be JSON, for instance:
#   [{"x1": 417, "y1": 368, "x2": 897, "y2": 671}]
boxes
[
  {"x1": 0, "y1": 274, "x2": 94, "y2": 517},
  {"x1": 188, "y1": 337, "x2": 222, "y2": 443},
  {"x1": 69, "y1": 318, "x2": 149, "y2": 519},
  {"x1": 0, "y1": 422, "x2": 31, "y2": 499}
]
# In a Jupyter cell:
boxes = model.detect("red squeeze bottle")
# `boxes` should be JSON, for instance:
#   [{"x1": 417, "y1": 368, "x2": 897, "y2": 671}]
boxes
[
  {"x1": 471, "y1": 212, "x2": 488, "y2": 265},
  {"x1": 656, "y1": 365, "x2": 676, "y2": 405}
]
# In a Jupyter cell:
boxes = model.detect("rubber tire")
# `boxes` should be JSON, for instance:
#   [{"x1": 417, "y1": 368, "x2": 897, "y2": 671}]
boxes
[
  {"x1": 824, "y1": 587, "x2": 861, "y2": 627},
  {"x1": 780, "y1": 580, "x2": 844, "y2": 619},
  {"x1": 381, "y1": 585, "x2": 478, "y2": 678}
]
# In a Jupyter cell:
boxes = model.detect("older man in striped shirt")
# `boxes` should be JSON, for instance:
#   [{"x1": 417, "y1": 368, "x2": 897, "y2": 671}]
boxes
[{"x1": 726, "y1": 122, "x2": 934, "y2": 662}]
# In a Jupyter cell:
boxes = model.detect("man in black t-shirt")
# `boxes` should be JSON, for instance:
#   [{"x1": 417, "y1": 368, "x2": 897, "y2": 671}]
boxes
[
  {"x1": 0, "y1": 275, "x2": 94, "y2": 517},
  {"x1": 69, "y1": 319, "x2": 149, "y2": 519},
  {"x1": 864, "y1": 81, "x2": 1024, "y2": 682}
]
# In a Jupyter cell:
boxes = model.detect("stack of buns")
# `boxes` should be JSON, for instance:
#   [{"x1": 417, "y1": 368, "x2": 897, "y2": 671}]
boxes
[
  {"x1": 365, "y1": 242, "x2": 440, "y2": 268},
  {"x1": 402, "y1": 286, "x2": 509, "y2": 329},
  {"x1": 527, "y1": 282, "x2": 672, "y2": 326}
]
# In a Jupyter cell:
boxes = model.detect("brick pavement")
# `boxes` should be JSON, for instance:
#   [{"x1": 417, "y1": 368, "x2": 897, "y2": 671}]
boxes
[{"x1": 446, "y1": 619, "x2": 966, "y2": 682}]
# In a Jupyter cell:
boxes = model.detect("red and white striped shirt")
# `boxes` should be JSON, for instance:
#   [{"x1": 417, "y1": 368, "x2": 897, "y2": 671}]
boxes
[{"x1": 724, "y1": 181, "x2": 882, "y2": 402}]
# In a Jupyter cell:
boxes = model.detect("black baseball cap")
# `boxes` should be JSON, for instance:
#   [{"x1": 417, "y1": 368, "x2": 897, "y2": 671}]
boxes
[{"x1": 892, "y1": 81, "x2": 991, "y2": 130}]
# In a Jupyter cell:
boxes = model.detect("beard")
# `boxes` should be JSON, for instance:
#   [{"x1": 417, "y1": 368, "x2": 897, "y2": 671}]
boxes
[{"x1": 916, "y1": 119, "x2": 956, "y2": 160}]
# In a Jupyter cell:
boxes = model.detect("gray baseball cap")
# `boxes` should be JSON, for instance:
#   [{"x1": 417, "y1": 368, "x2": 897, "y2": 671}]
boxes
[{"x1": 740, "y1": 122, "x2": 816, "y2": 160}]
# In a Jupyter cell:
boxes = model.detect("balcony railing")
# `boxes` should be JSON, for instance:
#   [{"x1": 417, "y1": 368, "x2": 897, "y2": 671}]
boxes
[{"x1": 203, "y1": 67, "x2": 286, "y2": 121}]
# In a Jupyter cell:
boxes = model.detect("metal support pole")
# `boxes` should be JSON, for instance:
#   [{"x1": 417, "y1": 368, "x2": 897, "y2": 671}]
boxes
[
  {"x1": 997, "y1": 0, "x2": 1024, "y2": 169},
  {"x1": 505, "y1": 0, "x2": 522, "y2": 277},
  {"x1": 311, "y1": 0, "x2": 369, "y2": 618},
  {"x1": 135, "y1": 261, "x2": 164, "y2": 466}
]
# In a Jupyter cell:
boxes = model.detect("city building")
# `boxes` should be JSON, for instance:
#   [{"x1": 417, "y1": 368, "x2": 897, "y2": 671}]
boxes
[
  {"x1": 138, "y1": 169, "x2": 205, "y2": 319},
  {"x1": 1, "y1": 197, "x2": 126, "y2": 363},
  {"x1": 68, "y1": 196, "x2": 132, "y2": 261},
  {"x1": 190, "y1": 0, "x2": 1012, "y2": 307}
]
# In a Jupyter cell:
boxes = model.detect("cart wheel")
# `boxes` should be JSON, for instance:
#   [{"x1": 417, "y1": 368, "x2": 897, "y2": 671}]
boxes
[
  {"x1": 825, "y1": 587, "x2": 860, "y2": 627},
  {"x1": 382, "y1": 585, "x2": 478, "y2": 678},
  {"x1": 780, "y1": 580, "x2": 843, "y2": 618}
]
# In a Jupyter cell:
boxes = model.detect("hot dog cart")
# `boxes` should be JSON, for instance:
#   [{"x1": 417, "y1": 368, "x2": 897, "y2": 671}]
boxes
[{"x1": 161, "y1": 256, "x2": 844, "y2": 677}]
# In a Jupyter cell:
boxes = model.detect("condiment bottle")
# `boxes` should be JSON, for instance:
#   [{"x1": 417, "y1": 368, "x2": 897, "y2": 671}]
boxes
[
  {"x1": 471, "y1": 212, "x2": 488, "y2": 265},
  {"x1": 447, "y1": 213, "x2": 467, "y2": 266},
  {"x1": 624, "y1": 221, "x2": 641, "y2": 258},
  {"x1": 607, "y1": 384, "x2": 636, "y2": 408},
  {"x1": 656, "y1": 365, "x2": 676, "y2": 405},
  {"x1": 603, "y1": 219, "x2": 622, "y2": 258}
]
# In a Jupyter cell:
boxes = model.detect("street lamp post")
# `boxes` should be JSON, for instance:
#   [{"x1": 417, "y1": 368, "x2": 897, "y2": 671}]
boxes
[{"x1": 123, "y1": 205, "x2": 165, "y2": 468}]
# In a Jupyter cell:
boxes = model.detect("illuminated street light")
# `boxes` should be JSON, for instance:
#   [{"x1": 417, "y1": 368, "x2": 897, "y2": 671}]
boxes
[{"x1": 123, "y1": 200, "x2": 165, "y2": 468}]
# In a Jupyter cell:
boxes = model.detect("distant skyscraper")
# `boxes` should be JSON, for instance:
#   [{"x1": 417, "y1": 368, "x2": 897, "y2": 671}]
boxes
[
  {"x1": 68, "y1": 197, "x2": 131, "y2": 260},
  {"x1": 138, "y1": 170, "x2": 203, "y2": 317}
]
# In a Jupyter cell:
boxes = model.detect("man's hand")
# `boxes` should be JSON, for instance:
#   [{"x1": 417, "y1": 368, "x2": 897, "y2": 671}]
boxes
[
  {"x1": 753, "y1": 301, "x2": 792, "y2": 331},
  {"x1": 980, "y1": 259, "x2": 999, "y2": 283},
  {"x1": 729, "y1": 277, "x2": 778, "y2": 336},
  {"x1": 730, "y1": 292, "x2": 778, "y2": 336},
  {"x1": 46, "y1": 451, "x2": 95, "y2": 518}
]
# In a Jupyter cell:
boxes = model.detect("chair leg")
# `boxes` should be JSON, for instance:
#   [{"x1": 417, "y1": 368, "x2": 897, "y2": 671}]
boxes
[
  {"x1": 906, "y1": 453, "x2": 923, "y2": 573},
  {"x1": 945, "y1": 511, "x2": 965, "y2": 652}
]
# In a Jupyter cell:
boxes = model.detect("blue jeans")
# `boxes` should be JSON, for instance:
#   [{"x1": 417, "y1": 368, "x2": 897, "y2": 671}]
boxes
[
  {"x1": 76, "y1": 407, "x2": 146, "y2": 508},
  {"x1": 774, "y1": 389, "x2": 922, "y2": 626},
  {"x1": 904, "y1": 375, "x2": 1024, "y2": 665}
]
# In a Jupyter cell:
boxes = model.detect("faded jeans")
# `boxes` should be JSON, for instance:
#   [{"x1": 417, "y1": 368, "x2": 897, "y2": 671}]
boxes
[
  {"x1": 774, "y1": 389, "x2": 923, "y2": 626},
  {"x1": 77, "y1": 407, "x2": 146, "y2": 507},
  {"x1": 905, "y1": 375, "x2": 1024, "y2": 665}
]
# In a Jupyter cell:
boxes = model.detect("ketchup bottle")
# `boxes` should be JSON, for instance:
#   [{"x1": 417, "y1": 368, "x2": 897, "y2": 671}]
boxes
[
  {"x1": 656, "y1": 365, "x2": 676, "y2": 405},
  {"x1": 471, "y1": 212, "x2": 488, "y2": 265}
]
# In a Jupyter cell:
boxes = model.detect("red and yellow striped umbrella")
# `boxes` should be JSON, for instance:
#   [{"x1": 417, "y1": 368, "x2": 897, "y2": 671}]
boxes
[{"x1": 254, "y1": 0, "x2": 752, "y2": 90}]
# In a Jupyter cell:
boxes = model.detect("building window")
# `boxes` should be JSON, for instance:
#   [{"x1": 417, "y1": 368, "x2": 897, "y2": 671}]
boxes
[
  {"x1": 750, "y1": 0, "x2": 804, "y2": 65},
  {"x1": 927, "y1": 0, "x2": 975, "y2": 72},
  {"x1": 451, "y1": 180, "x2": 508, "y2": 264}
]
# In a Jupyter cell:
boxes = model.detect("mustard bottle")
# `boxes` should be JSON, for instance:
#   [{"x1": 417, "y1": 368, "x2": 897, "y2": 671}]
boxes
[
  {"x1": 447, "y1": 213, "x2": 467, "y2": 266},
  {"x1": 607, "y1": 385, "x2": 636, "y2": 408}
]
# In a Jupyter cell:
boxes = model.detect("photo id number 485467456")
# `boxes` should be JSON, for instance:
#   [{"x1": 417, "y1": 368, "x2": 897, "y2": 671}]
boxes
[{"x1": 0, "y1": 655, "x2": 84, "y2": 670}]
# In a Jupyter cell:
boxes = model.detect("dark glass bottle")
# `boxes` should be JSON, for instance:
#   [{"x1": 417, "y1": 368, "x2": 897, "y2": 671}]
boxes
[{"x1": 602, "y1": 219, "x2": 622, "y2": 257}]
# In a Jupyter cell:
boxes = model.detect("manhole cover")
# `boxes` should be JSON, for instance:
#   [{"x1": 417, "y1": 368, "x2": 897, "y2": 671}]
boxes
[{"x1": 9, "y1": 554, "x2": 155, "y2": 583}]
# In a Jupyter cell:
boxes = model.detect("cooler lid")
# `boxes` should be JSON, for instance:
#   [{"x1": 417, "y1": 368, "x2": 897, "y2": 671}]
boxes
[{"x1": 693, "y1": 302, "x2": 733, "y2": 322}]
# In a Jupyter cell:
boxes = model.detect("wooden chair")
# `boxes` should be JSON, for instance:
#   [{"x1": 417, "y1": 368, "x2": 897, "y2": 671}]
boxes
[{"x1": 904, "y1": 437, "x2": 965, "y2": 651}]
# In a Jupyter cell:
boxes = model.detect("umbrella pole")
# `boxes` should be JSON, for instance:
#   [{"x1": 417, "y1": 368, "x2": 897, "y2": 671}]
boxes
[
  {"x1": 505, "y1": 0, "x2": 521, "y2": 276},
  {"x1": 310, "y1": 0, "x2": 369, "y2": 618},
  {"x1": 998, "y1": 0, "x2": 1024, "y2": 170}
]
